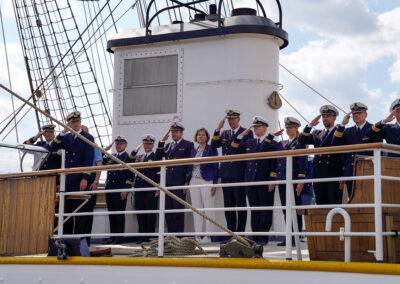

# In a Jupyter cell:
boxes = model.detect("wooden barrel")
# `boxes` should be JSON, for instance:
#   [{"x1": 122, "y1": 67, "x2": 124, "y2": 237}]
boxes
[
  {"x1": 304, "y1": 156, "x2": 400, "y2": 263},
  {"x1": 0, "y1": 175, "x2": 56, "y2": 255}
]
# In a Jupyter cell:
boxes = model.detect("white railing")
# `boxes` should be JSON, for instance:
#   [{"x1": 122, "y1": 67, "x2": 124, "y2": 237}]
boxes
[
  {"x1": 2, "y1": 142, "x2": 400, "y2": 261},
  {"x1": 49, "y1": 143, "x2": 400, "y2": 261}
]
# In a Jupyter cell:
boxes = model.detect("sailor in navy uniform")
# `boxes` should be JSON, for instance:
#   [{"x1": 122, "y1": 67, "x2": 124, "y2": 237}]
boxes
[
  {"x1": 103, "y1": 135, "x2": 133, "y2": 244},
  {"x1": 211, "y1": 109, "x2": 253, "y2": 232},
  {"x1": 233, "y1": 116, "x2": 276, "y2": 244},
  {"x1": 24, "y1": 124, "x2": 61, "y2": 171},
  {"x1": 155, "y1": 122, "x2": 194, "y2": 233},
  {"x1": 369, "y1": 99, "x2": 400, "y2": 157},
  {"x1": 298, "y1": 105, "x2": 343, "y2": 205},
  {"x1": 273, "y1": 117, "x2": 306, "y2": 246},
  {"x1": 128, "y1": 134, "x2": 160, "y2": 242},
  {"x1": 55, "y1": 111, "x2": 95, "y2": 235},
  {"x1": 332, "y1": 102, "x2": 372, "y2": 197}
]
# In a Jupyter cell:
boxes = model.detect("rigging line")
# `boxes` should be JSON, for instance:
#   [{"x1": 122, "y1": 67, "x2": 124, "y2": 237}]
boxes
[
  {"x1": 39, "y1": 0, "x2": 70, "y2": 121},
  {"x1": 39, "y1": 2, "x2": 131, "y2": 96},
  {"x1": 165, "y1": 0, "x2": 173, "y2": 24},
  {"x1": 136, "y1": 0, "x2": 145, "y2": 27},
  {"x1": 106, "y1": 1, "x2": 118, "y2": 33},
  {"x1": 172, "y1": 1, "x2": 178, "y2": 21},
  {"x1": 92, "y1": 1, "x2": 114, "y2": 115},
  {"x1": 1, "y1": 82, "x2": 250, "y2": 249},
  {"x1": 31, "y1": 2, "x2": 56, "y2": 116},
  {"x1": 29, "y1": 0, "x2": 117, "y2": 99},
  {"x1": 1, "y1": 106, "x2": 31, "y2": 141},
  {"x1": 0, "y1": 5, "x2": 19, "y2": 143},
  {"x1": 152, "y1": 0, "x2": 161, "y2": 26},
  {"x1": 12, "y1": 0, "x2": 43, "y2": 135},
  {"x1": 279, "y1": 92, "x2": 310, "y2": 125},
  {"x1": 46, "y1": 0, "x2": 76, "y2": 119},
  {"x1": 54, "y1": 1, "x2": 115, "y2": 123},
  {"x1": 279, "y1": 63, "x2": 346, "y2": 114},
  {"x1": 58, "y1": 1, "x2": 115, "y2": 146},
  {"x1": 84, "y1": 1, "x2": 103, "y2": 130},
  {"x1": 95, "y1": 1, "x2": 118, "y2": 91},
  {"x1": 176, "y1": 1, "x2": 183, "y2": 21}
]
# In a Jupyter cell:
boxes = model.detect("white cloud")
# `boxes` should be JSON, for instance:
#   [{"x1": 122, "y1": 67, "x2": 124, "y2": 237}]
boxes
[
  {"x1": 283, "y1": 0, "x2": 377, "y2": 37},
  {"x1": 280, "y1": 1, "x2": 400, "y2": 125}
]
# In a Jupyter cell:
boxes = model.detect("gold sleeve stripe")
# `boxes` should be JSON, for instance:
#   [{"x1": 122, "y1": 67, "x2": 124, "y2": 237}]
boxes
[
  {"x1": 54, "y1": 138, "x2": 61, "y2": 144},
  {"x1": 334, "y1": 131, "x2": 343, "y2": 138},
  {"x1": 212, "y1": 135, "x2": 219, "y2": 140},
  {"x1": 126, "y1": 180, "x2": 134, "y2": 185},
  {"x1": 298, "y1": 173, "x2": 306, "y2": 178},
  {"x1": 83, "y1": 171, "x2": 92, "y2": 175},
  {"x1": 301, "y1": 132, "x2": 310, "y2": 136},
  {"x1": 231, "y1": 142, "x2": 239, "y2": 148},
  {"x1": 24, "y1": 140, "x2": 32, "y2": 145},
  {"x1": 270, "y1": 172, "x2": 277, "y2": 178},
  {"x1": 264, "y1": 138, "x2": 271, "y2": 143},
  {"x1": 128, "y1": 153, "x2": 136, "y2": 159},
  {"x1": 372, "y1": 124, "x2": 380, "y2": 132}
]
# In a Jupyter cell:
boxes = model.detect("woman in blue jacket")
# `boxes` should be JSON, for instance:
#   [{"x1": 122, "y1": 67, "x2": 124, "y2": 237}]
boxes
[{"x1": 188, "y1": 127, "x2": 219, "y2": 244}]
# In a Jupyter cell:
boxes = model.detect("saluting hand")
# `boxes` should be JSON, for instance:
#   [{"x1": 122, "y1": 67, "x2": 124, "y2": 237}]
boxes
[
  {"x1": 383, "y1": 108, "x2": 399, "y2": 124},
  {"x1": 341, "y1": 112, "x2": 351, "y2": 125},
  {"x1": 35, "y1": 131, "x2": 44, "y2": 140},
  {"x1": 309, "y1": 115, "x2": 321, "y2": 127},
  {"x1": 241, "y1": 127, "x2": 252, "y2": 137},
  {"x1": 135, "y1": 143, "x2": 143, "y2": 152},
  {"x1": 162, "y1": 129, "x2": 170, "y2": 142},
  {"x1": 273, "y1": 129, "x2": 284, "y2": 136},
  {"x1": 216, "y1": 117, "x2": 226, "y2": 131},
  {"x1": 104, "y1": 141, "x2": 114, "y2": 151}
]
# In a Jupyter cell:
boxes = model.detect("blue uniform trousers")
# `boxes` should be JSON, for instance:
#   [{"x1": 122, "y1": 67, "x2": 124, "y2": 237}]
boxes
[
  {"x1": 135, "y1": 190, "x2": 158, "y2": 241},
  {"x1": 278, "y1": 184, "x2": 303, "y2": 234},
  {"x1": 222, "y1": 177, "x2": 247, "y2": 232},
  {"x1": 165, "y1": 187, "x2": 185, "y2": 233},
  {"x1": 246, "y1": 185, "x2": 274, "y2": 243}
]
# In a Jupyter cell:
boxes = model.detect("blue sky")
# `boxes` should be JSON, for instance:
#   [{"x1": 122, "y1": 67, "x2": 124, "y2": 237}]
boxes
[{"x1": 0, "y1": 0, "x2": 399, "y2": 144}]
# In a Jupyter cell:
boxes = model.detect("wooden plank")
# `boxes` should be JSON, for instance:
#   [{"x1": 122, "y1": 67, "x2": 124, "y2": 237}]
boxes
[{"x1": 0, "y1": 176, "x2": 56, "y2": 255}]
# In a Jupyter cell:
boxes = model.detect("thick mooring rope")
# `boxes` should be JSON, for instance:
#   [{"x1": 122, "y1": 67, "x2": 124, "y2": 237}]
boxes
[{"x1": 128, "y1": 236, "x2": 207, "y2": 257}]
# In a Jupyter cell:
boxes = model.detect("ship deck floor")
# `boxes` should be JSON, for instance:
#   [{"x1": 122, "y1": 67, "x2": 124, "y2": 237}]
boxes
[{"x1": 91, "y1": 239, "x2": 310, "y2": 260}]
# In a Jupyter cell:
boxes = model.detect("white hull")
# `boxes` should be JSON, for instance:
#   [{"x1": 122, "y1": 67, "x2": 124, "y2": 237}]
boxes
[{"x1": 1, "y1": 258, "x2": 399, "y2": 284}]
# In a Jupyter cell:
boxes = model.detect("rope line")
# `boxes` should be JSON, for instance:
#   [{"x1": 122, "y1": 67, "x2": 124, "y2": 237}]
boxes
[{"x1": 1, "y1": 83, "x2": 250, "y2": 249}]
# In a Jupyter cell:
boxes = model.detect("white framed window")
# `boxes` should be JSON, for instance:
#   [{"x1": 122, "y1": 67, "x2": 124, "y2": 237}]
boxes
[{"x1": 116, "y1": 49, "x2": 183, "y2": 124}]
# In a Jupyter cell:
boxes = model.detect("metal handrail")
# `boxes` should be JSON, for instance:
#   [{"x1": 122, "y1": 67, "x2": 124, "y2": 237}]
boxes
[{"x1": 1, "y1": 142, "x2": 398, "y2": 179}]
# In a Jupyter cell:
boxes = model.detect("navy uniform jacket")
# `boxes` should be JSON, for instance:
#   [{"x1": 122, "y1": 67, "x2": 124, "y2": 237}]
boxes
[
  {"x1": 211, "y1": 126, "x2": 253, "y2": 179},
  {"x1": 103, "y1": 151, "x2": 134, "y2": 189},
  {"x1": 332, "y1": 122, "x2": 373, "y2": 175},
  {"x1": 369, "y1": 121, "x2": 400, "y2": 157},
  {"x1": 128, "y1": 151, "x2": 160, "y2": 188},
  {"x1": 56, "y1": 131, "x2": 94, "y2": 186},
  {"x1": 232, "y1": 135, "x2": 276, "y2": 182},
  {"x1": 23, "y1": 137, "x2": 61, "y2": 170},
  {"x1": 155, "y1": 139, "x2": 194, "y2": 186},
  {"x1": 274, "y1": 137, "x2": 306, "y2": 181},
  {"x1": 298, "y1": 125, "x2": 343, "y2": 178},
  {"x1": 188, "y1": 144, "x2": 219, "y2": 184}
]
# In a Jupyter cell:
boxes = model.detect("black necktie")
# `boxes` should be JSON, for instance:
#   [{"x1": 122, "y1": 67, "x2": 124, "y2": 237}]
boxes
[
  {"x1": 257, "y1": 138, "x2": 261, "y2": 145},
  {"x1": 231, "y1": 130, "x2": 235, "y2": 137},
  {"x1": 356, "y1": 127, "x2": 361, "y2": 134}
]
